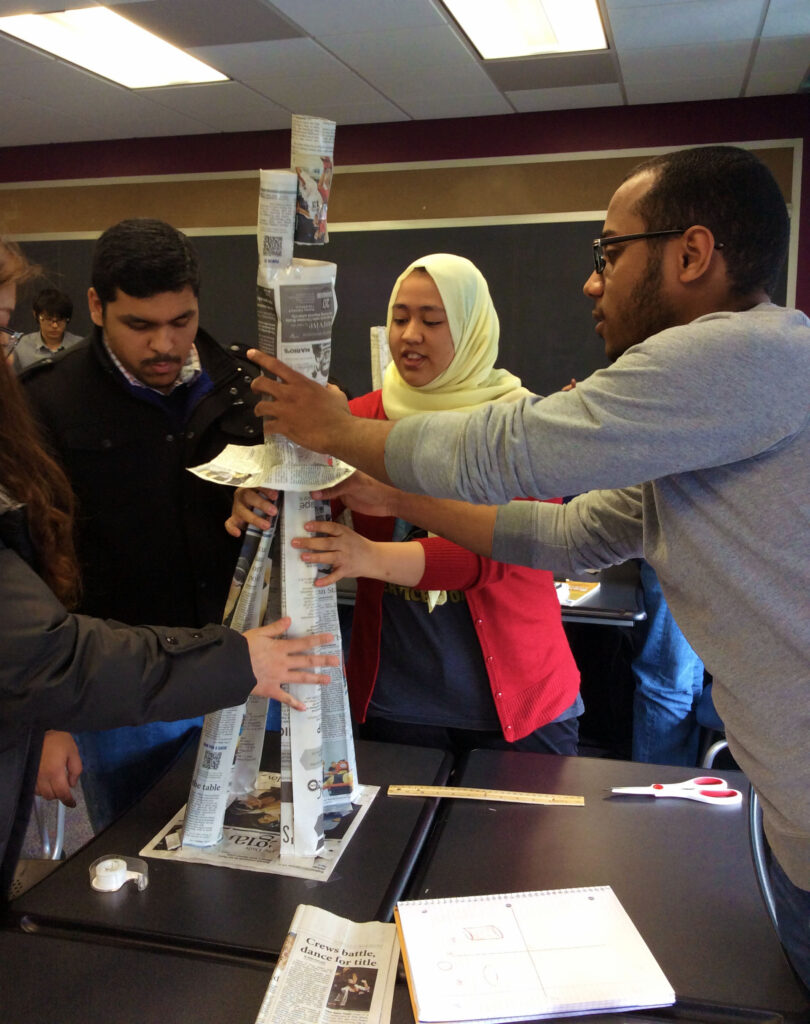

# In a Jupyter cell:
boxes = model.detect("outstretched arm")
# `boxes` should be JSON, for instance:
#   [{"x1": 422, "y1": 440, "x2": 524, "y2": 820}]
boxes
[
  {"x1": 313, "y1": 471, "x2": 498, "y2": 558},
  {"x1": 248, "y1": 350, "x2": 395, "y2": 482}
]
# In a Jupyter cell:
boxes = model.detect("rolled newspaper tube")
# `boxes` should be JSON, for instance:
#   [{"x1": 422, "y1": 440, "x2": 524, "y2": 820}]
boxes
[{"x1": 291, "y1": 114, "x2": 335, "y2": 245}]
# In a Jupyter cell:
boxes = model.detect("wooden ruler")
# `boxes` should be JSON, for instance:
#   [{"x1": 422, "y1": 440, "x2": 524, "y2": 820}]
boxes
[{"x1": 388, "y1": 784, "x2": 584, "y2": 806}]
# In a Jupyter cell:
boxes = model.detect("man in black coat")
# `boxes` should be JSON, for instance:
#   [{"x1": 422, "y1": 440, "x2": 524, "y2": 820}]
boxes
[{"x1": 22, "y1": 218, "x2": 262, "y2": 829}]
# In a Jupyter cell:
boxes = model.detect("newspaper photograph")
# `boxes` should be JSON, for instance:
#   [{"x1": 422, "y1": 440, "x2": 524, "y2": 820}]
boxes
[
  {"x1": 291, "y1": 114, "x2": 336, "y2": 245},
  {"x1": 141, "y1": 771, "x2": 378, "y2": 881},
  {"x1": 254, "y1": 904, "x2": 399, "y2": 1024}
]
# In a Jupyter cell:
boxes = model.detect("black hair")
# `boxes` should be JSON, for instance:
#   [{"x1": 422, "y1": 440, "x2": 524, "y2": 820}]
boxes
[
  {"x1": 91, "y1": 218, "x2": 200, "y2": 308},
  {"x1": 626, "y1": 146, "x2": 789, "y2": 297},
  {"x1": 33, "y1": 286, "x2": 73, "y2": 321}
]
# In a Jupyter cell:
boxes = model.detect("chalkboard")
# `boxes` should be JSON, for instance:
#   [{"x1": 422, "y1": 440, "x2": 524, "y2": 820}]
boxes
[{"x1": 14, "y1": 222, "x2": 787, "y2": 400}]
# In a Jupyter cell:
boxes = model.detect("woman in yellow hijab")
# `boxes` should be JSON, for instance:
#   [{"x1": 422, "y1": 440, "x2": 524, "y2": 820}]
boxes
[{"x1": 308, "y1": 254, "x2": 581, "y2": 757}]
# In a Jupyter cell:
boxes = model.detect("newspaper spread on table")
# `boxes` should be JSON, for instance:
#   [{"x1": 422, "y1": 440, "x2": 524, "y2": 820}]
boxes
[
  {"x1": 154, "y1": 115, "x2": 369, "y2": 877},
  {"x1": 140, "y1": 772, "x2": 377, "y2": 881},
  {"x1": 254, "y1": 905, "x2": 399, "y2": 1024}
]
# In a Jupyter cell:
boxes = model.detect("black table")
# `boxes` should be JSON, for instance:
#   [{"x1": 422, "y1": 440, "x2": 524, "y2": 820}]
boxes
[
  {"x1": 559, "y1": 561, "x2": 646, "y2": 625},
  {"x1": 0, "y1": 929, "x2": 272, "y2": 1024},
  {"x1": 11, "y1": 739, "x2": 450, "y2": 961},
  {"x1": 400, "y1": 750, "x2": 809, "y2": 1022}
]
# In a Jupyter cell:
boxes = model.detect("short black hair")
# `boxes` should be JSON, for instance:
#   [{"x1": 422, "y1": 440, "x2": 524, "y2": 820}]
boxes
[
  {"x1": 33, "y1": 287, "x2": 73, "y2": 321},
  {"x1": 91, "y1": 218, "x2": 200, "y2": 308},
  {"x1": 626, "y1": 146, "x2": 789, "y2": 297}
]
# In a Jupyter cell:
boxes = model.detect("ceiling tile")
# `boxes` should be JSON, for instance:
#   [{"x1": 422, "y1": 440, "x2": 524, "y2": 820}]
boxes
[
  {"x1": 762, "y1": 0, "x2": 810, "y2": 37},
  {"x1": 246, "y1": 69, "x2": 387, "y2": 108},
  {"x1": 190, "y1": 38, "x2": 344, "y2": 79},
  {"x1": 746, "y1": 69, "x2": 808, "y2": 95},
  {"x1": 320, "y1": 23, "x2": 475, "y2": 75},
  {"x1": 486, "y1": 52, "x2": 618, "y2": 91},
  {"x1": 397, "y1": 92, "x2": 513, "y2": 120},
  {"x1": 751, "y1": 36, "x2": 810, "y2": 75},
  {"x1": 293, "y1": 99, "x2": 409, "y2": 126},
  {"x1": 146, "y1": 81, "x2": 291, "y2": 131},
  {"x1": 119, "y1": 0, "x2": 302, "y2": 48},
  {"x1": 608, "y1": 0, "x2": 764, "y2": 49},
  {"x1": 508, "y1": 82, "x2": 625, "y2": 112},
  {"x1": 619, "y1": 41, "x2": 752, "y2": 83},
  {"x1": 265, "y1": 0, "x2": 447, "y2": 36},
  {"x1": 625, "y1": 76, "x2": 742, "y2": 103}
]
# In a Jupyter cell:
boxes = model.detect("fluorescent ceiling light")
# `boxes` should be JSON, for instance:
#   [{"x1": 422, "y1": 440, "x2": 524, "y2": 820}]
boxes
[
  {"x1": 0, "y1": 6, "x2": 228, "y2": 88},
  {"x1": 444, "y1": 0, "x2": 607, "y2": 59}
]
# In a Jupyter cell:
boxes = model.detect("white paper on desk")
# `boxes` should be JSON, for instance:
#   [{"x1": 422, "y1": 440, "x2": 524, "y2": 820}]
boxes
[
  {"x1": 395, "y1": 886, "x2": 674, "y2": 1022},
  {"x1": 140, "y1": 772, "x2": 378, "y2": 881}
]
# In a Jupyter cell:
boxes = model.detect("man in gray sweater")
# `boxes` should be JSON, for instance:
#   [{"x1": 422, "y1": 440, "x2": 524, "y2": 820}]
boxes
[{"x1": 240, "y1": 146, "x2": 810, "y2": 989}]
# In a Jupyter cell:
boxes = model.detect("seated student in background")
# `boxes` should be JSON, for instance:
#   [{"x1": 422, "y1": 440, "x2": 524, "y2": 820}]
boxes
[
  {"x1": 12, "y1": 287, "x2": 83, "y2": 372},
  {"x1": 228, "y1": 253, "x2": 581, "y2": 758},
  {"x1": 0, "y1": 237, "x2": 336, "y2": 897}
]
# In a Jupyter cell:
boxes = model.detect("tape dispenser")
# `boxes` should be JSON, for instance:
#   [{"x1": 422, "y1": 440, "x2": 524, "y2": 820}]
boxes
[{"x1": 89, "y1": 855, "x2": 149, "y2": 893}]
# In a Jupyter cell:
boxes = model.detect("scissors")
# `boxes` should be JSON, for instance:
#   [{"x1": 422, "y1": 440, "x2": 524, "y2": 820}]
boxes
[{"x1": 610, "y1": 775, "x2": 742, "y2": 807}]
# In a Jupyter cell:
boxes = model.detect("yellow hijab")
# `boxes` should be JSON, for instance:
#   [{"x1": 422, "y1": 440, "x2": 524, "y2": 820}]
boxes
[{"x1": 380, "y1": 253, "x2": 527, "y2": 420}]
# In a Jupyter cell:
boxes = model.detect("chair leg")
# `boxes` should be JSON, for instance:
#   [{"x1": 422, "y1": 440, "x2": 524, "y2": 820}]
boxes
[
  {"x1": 700, "y1": 738, "x2": 728, "y2": 770},
  {"x1": 33, "y1": 796, "x2": 66, "y2": 860},
  {"x1": 749, "y1": 785, "x2": 779, "y2": 934}
]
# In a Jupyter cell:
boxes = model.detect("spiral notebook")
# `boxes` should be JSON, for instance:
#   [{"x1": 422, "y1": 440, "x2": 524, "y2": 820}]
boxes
[{"x1": 394, "y1": 886, "x2": 675, "y2": 1023}]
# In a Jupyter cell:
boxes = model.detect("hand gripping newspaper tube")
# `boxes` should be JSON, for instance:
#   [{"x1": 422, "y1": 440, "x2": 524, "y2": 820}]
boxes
[{"x1": 182, "y1": 116, "x2": 360, "y2": 867}]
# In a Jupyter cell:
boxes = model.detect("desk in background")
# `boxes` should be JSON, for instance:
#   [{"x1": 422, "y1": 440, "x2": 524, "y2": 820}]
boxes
[
  {"x1": 558, "y1": 561, "x2": 646, "y2": 626},
  {"x1": 400, "y1": 749, "x2": 809, "y2": 1022},
  {"x1": 11, "y1": 739, "x2": 450, "y2": 960}
]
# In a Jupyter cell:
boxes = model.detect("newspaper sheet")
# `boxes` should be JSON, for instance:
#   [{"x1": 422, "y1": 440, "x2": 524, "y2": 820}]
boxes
[
  {"x1": 141, "y1": 772, "x2": 378, "y2": 881},
  {"x1": 279, "y1": 490, "x2": 358, "y2": 866},
  {"x1": 370, "y1": 325, "x2": 391, "y2": 391},
  {"x1": 258, "y1": 168, "x2": 297, "y2": 273},
  {"x1": 189, "y1": 442, "x2": 355, "y2": 493},
  {"x1": 254, "y1": 904, "x2": 399, "y2": 1024},
  {"x1": 181, "y1": 517, "x2": 278, "y2": 847},
  {"x1": 291, "y1": 114, "x2": 335, "y2": 245}
]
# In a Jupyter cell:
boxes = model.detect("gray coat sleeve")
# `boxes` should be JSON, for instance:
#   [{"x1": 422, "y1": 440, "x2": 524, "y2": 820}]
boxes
[{"x1": 1, "y1": 546, "x2": 254, "y2": 731}]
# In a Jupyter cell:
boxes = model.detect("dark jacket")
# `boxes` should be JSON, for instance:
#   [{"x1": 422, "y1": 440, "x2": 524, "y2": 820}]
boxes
[
  {"x1": 22, "y1": 328, "x2": 261, "y2": 627},
  {"x1": 0, "y1": 502, "x2": 254, "y2": 898}
]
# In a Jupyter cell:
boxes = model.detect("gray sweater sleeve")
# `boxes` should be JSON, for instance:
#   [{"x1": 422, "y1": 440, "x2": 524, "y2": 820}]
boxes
[
  {"x1": 385, "y1": 306, "x2": 809, "y2": 504},
  {"x1": 1, "y1": 546, "x2": 254, "y2": 731}
]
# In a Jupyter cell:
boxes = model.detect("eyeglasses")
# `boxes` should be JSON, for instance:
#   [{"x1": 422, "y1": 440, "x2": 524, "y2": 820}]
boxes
[
  {"x1": 592, "y1": 229, "x2": 685, "y2": 275},
  {"x1": 1, "y1": 325, "x2": 24, "y2": 358},
  {"x1": 38, "y1": 313, "x2": 68, "y2": 325}
]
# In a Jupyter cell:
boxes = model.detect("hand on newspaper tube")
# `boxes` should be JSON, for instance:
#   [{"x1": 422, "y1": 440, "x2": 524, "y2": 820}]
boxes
[
  {"x1": 36, "y1": 730, "x2": 82, "y2": 806},
  {"x1": 293, "y1": 518, "x2": 425, "y2": 588},
  {"x1": 311, "y1": 470, "x2": 401, "y2": 518},
  {"x1": 293, "y1": 519, "x2": 379, "y2": 587},
  {"x1": 247, "y1": 351, "x2": 394, "y2": 481},
  {"x1": 245, "y1": 617, "x2": 337, "y2": 710},
  {"x1": 225, "y1": 486, "x2": 279, "y2": 537}
]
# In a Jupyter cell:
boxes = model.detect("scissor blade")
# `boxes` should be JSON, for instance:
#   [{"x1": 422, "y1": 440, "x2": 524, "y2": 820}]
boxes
[{"x1": 610, "y1": 786, "x2": 654, "y2": 796}]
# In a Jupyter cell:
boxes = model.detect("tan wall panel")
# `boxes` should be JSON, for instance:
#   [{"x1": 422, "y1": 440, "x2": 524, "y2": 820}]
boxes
[{"x1": 1, "y1": 147, "x2": 794, "y2": 236}]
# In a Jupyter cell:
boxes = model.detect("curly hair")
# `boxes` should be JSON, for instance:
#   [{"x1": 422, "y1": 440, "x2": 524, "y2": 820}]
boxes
[{"x1": 1, "y1": 240, "x2": 80, "y2": 607}]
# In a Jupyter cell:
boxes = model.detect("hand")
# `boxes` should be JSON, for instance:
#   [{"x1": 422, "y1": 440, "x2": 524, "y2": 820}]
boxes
[
  {"x1": 561, "y1": 378, "x2": 577, "y2": 392},
  {"x1": 292, "y1": 519, "x2": 378, "y2": 587},
  {"x1": 245, "y1": 617, "x2": 339, "y2": 710},
  {"x1": 36, "y1": 730, "x2": 82, "y2": 807},
  {"x1": 225, "y1": 486, "x2": 279, "y2": 537},
  {"x1": 312, "y1": 471, "x2": 400, "y2": 518},
  {"x1": 248, "y1": 351, "x2": 354, "y2": 453}
]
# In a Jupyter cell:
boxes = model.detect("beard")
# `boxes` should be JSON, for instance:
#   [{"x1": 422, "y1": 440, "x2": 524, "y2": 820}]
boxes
[{"x1": 608, "y1": 251, "x2": 679, "y2": 362}]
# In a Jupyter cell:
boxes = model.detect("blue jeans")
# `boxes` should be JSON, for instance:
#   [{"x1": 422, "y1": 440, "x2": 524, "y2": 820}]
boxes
[
  {"x1": 76, "y1": 719, "x2": 202, "y2": 832},
  {"x1": 631, "y1": 561, "x2": 705, "y2": 766},
  {"x1": 769, "y1": 852, "x2": 810, "y2": 992}
]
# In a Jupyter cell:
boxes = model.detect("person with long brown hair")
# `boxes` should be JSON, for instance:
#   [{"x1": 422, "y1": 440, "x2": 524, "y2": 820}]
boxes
[{"x1": 0, "y1": 238, "x2": 337, "y2": 898}]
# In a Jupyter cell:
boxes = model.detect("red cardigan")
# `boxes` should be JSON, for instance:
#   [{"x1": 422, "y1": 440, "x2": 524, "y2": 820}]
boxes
[{"x1": 341, "y1": 391, "x2": 580, "y2": 742}]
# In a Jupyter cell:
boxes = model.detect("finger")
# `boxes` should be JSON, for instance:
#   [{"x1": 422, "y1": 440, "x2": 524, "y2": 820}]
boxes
[
  {"x1": 275, "y1": 689, "x2": 307, "y2": 712},
  {"x1": 285, "y1": 667, "x2": 336, "y2": 681},
  {"x1": 284, "y1": 632, "x2": 335, "y2": 651},
  {"x1": 259, "y1": 616, "x2": 292, "y2": 638},
  {"x1": 312, "y1": 568, "x2": 344, "y2": 587},
  {"x1": 291, "y1": 535, "x2": 338, "y2": 553},
  {"x1": 247, "y1": 351, "x2": 303, "y2": 383},
  {"x1": 51, "y1": 777, "x2": 76, "y2": 807},
  {"x1": 303, "y1": 519, "x2": 341, "y2": 535},
  {"x1": 225, "y1": 516, "x2": 246, "y2": 537}
]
